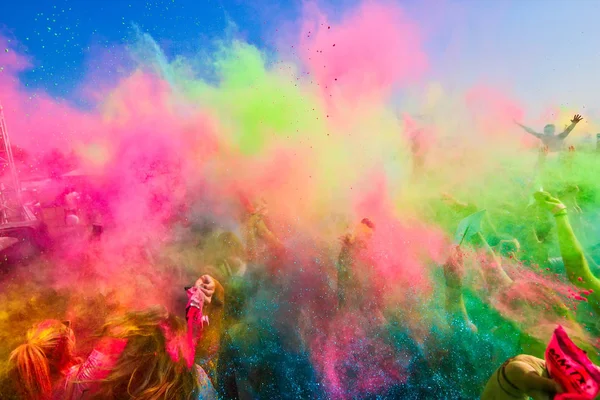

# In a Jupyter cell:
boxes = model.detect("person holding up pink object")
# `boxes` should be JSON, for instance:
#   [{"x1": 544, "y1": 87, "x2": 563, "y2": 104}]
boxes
[{"x1": 6, "y1": 274, "x2": 221, "y2": 400}]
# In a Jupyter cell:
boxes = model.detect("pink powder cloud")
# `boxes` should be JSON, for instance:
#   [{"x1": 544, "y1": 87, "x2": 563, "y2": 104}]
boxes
[
  {"x1": 465, "y1": 85, "x2": 526, "y2": 143},
  {"x1": 0, "y1": 37, "x2": 99, "y2": 151},
  {"x1": 300, "y1": 1, "x2": 428, "y2": 101}
]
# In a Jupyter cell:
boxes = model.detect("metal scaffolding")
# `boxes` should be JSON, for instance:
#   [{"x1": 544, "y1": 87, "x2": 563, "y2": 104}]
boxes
[{"x1": 0, "y1": 105, "x2": 24, "y2": 223}]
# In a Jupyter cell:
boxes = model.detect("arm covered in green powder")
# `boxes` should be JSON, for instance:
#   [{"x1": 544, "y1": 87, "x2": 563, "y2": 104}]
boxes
[
  {"x1": 554, "y1": 215, "x2": 600, "y2": 291},
  {"x1": 536, "y1": 192, "x2": 600, "y2": 297}
]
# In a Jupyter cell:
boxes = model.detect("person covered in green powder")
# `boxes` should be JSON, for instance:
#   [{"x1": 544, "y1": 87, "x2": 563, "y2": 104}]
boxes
[
  {"x1": 471, "y1": 231, "x2": 582, "y2": 357},
  {"x1": 439, "y1": 240, "x2": 568, "y2": 399},
  {"x1": 515, "y1": 114, "x2": 583, "y2": 152},
  {"x1": 479, "y1": 191, "x2": 600, "y2": 400}
]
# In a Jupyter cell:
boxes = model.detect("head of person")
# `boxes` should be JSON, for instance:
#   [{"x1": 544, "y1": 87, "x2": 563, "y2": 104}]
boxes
[
  {"x1": 90, "y1": 308, "x2": 201, "y2": 400},
  {"x1": 355, "y1": 218, "x2": 375, "y2": 243},
  {"x1": 543, "y1": 124, "x2": 556, "y2": 136},
  {"x1": 9, "y1": 320, "x2": 76, "y2": 400},
  {"x1": 496, "y1": 239, "x2": 521, "y2": 259}
]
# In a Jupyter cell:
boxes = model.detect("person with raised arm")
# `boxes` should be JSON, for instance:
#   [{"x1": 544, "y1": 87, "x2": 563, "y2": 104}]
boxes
[
  {"x1": 240, "y1": 197, "x2": 285, "y2": 268},
  {"x1": 336, "y1": 218, "x2": 376, "y2": 310},
  {"x1": 194, "y1": 275, "x2": 225, "y2": 386},
  {"x1": 6, "y1": 274, "x2": 221, "y2": 400},
  {"x1": 515, "y1": 114, "x2": 583, "y2": 152},
  {"x1": 535, "y1": 191, "x2": 600, "y2": 308},
  {"x1": 442, "y1": 245, "x2": 477, "y2": 332},
  {"x1": 64, "y1": 307, "x2": 217, "y2": 400}
]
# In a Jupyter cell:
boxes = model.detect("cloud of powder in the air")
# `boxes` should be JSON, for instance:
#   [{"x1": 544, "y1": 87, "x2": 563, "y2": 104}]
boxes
[
  {"x1": 1, "y1": 0, "x2": 599, "y2": 389},
  {"x1": 300, "y1": 1, "x2": 428, "y2": 104}
]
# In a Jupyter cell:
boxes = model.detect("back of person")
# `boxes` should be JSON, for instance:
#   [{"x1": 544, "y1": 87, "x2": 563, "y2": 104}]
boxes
[
  {"x1": 481, "y1": 355, "x2": 552, "y2": 400},
  {"x1": 60, "y1": 309, "x2": 217, "y2": 400},
  {"x1": 541, "y1": 135, "x2": 565, "y2": 153},
  {"x1": 64, "y1": 191, "x2": 80, "y2": 212},
  {"x1": 7, "y1": 320, "x2": 78, "y2": 400}
]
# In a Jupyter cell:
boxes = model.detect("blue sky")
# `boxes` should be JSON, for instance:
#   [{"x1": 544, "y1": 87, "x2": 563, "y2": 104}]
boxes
[
  {"x1": 1, "y1": 0, "x2": 280, "y2": 96},
  {"x1": 1, "y1": 0, "x2": 599, "y2": 116}
]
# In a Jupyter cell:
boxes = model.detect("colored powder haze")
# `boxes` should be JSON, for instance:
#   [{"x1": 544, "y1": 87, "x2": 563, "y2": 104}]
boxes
[{"x1": 1, "y1": 0, "x2": 600, "y2": 398}]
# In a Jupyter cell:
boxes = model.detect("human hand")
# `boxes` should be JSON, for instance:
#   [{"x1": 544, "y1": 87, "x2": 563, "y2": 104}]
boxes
[
  {"x1": 194, "y1": 275, "x2": 216, "y2": 304},
  {"x1": 340, "y1": 233, "x2": 355, "y2": 247},
  {"x1": 448, "y1": 245, "x2": 464, "y2": 265},
  {"x1": 571, "y1": 114, "x2": 583, "y2": 124},
  {"x1": 441, "y1": 192, "x2": 454, "y2": 203},
  {"x1": 497, "y1": 238, "x2": 521, "y2": 258},
  {"x1": 564, "y1": 184, "x2": 580, "y2": 195},
  {"x1": 466, "y1": 320, "x2": 478, "y2": 333},
  {"x1": 444, "y1": 246, "x2": 465, "y2": 280},
  {"x1": 533, "y1": 191, "x2": 567, "y2": 215},
  {"x1": 253, "y1": 198, "x2": 268, "y2": 217}
]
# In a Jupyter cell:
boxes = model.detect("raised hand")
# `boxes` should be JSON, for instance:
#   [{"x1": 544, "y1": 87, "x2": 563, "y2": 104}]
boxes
[
  {"x1": 448, "y1": 245, "x2": 464, "y2": 266},
  {"x1": 533, "y1": 191, "x2": 567, "y2": 215},
  {"x1": 194, "y1": 275, "x2": 216, "y2": 304},
  {"x1": 571, "y1": 114, "x2": 583, "y2": 124},
  {"x1": 444, "y1": 245, "x2": 465, "y2": 280},
  {"x1": 339, "y1": 233, "x2": 354, "y2": 247}
]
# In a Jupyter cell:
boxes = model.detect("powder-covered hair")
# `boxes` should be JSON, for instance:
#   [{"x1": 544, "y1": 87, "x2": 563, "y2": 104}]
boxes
[
  {"x1": 8, "y1": 319, "x2": 76, "y2": 400},
  {"x1": 89, "y1": 307, "x2": 200, "y2": 400},
  {"x1": 360, "y1": 218, "x2": 376, "y2": 230}
]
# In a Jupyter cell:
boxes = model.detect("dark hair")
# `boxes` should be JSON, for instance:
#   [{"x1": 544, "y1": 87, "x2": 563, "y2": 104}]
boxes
[{"x1": 360, "y1": 218, "x2": 375, "y2": 230}]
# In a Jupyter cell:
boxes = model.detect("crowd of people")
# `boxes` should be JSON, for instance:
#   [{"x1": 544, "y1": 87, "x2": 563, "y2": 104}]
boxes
[{"x1": 1, "y1": 113, "x2": 600, "y2": 400}]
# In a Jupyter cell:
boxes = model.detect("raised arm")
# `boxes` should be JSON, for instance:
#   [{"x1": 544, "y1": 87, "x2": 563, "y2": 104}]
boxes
[
  {"x1": 192, "y1": 275, "x2": 224, "y2": 377},
  {"x1": 557, "y1": 114, "x2": 583, "y2": 139},
  {"x1": 443, "y1": 246, "x2": 476, "y2": 331},
  {"x1": 515, "y1": 121, "x2": 542, "y2": 138},
  {"x1": 255, "y1": 218, "x2": 283, "y2": 252},
  {"x1": 441, "y1": 192, "x2": 477, "y2": 213},
  {"x1": 535, "y1": 192, "x2": 600, "y2": 298},
  {"x1": 472, "y1": 233, "x2": 513, "y2": 292}
]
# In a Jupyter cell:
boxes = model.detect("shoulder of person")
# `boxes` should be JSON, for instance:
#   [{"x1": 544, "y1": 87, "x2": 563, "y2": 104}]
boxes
[
  {"x1": 503, "y1": 358, "x2": 534, "y2": 388},
  {"x1": 194, "y1": 364, "x2": 218, "y2": 399}
]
